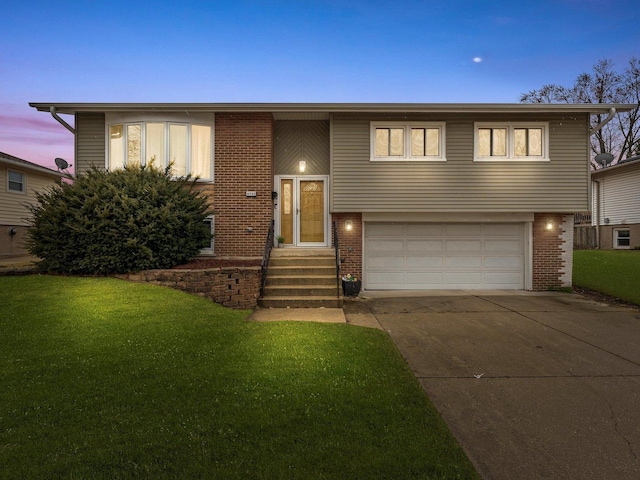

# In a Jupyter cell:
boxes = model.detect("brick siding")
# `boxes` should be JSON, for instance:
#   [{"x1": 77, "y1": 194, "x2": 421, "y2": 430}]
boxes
[
  {"x1": 332, "y1": 213, "x2": 362, "y2": 280},
  {"x1": 532, "y1": 213, "x2": 570, "y2": 290},
  {"x1": 213, "y1": 113, "x2": 274, "y2": 257}
]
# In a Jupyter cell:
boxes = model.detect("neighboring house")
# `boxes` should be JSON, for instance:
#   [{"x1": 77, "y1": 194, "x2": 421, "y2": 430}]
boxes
[
  {"x1": 29, "y1": 102, "x2": 635, "y2": 291},
  {"x1": 591, "y1": 155, "x2": 640, "y2": 249},
  {"x1": 0, "y1": 152, "x2": 63, "y2": 257}
]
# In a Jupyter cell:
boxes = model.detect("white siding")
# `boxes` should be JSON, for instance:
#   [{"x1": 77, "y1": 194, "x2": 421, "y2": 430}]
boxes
[{"x1": 593, "y1": 162, "x2": 640, "y2": 225}]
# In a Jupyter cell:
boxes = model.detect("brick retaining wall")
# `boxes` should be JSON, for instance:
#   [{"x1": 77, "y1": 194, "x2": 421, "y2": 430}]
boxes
[{"x1": 117, "y1": 267, "x2": 261, "y2": 309}]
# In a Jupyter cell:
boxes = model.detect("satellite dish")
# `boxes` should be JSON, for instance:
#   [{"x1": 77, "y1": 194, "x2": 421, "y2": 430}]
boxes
[
  {"x1": 54, "y1": 157, "x2": 72, "y2": 171},
  {"x1": 594, "y1": 152, "x2": 614, "y2": 167}
]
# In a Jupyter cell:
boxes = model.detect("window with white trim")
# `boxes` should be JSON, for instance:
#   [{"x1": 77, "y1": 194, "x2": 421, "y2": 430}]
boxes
[
  {"x1": 7, "y1": 170, "x2": 25, "y2": 193},
  {"x1": 475, "y1": 122, "x2": 548, "y2": 161},
  {"x1": 614, "y1": 228, "x2": 630, "y2": 249},
  {"x1": 371, "y1": 122, "x2": 446, "y2": 161},
  {"x1": 108, "y1": 118, "x2": 213, "y2": 180},
  {"x1": 200, "y1": 216, "x2": 215, "y2": 255}
]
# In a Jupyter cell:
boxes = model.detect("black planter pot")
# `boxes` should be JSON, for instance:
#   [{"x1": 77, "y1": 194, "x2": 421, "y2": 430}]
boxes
[{"x1": 342, "y1": 280, "x2": 361, "y2": 297}]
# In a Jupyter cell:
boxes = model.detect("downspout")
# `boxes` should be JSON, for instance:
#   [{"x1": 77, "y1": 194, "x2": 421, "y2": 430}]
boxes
[
  {"x1": 589, "y1": 107, "x2": 616, "y2": 250},
  {"x1": 590, "y1": 107, "x2": 616, "y2": 135},
  {"x1": 593, "y1": 179, "x2": 601, "y2": 249},
  {"x1": 50, "y1": 106, "x2": 75, "y2": 134}
]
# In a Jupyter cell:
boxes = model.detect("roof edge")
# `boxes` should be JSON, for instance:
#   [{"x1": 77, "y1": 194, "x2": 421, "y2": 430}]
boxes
[
  {"x1": 29, "y1": 102, "x2": 638, "y2": 115},
  {"x1": 0, "y1": 152, "x2": 64, "y2": 178}
]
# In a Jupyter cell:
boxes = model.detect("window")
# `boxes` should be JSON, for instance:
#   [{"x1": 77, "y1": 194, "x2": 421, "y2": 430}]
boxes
[
  {"x1": 107, "y1": 118, "x2": 213, "y2": 180},
  {"x1": 371, "y1": 122, "x2": 445, "y2": 161},
  {"x1": 200, "y1": 216, "x2": 215, "y2": 255},
  {"x1": 7, "y1": 170, "x2": 25, "y2": 193},
  {"x1": 475, "y1": 123, "x2": 548, "y2": 161},
  {"x1": 614, "y1": 229, "x2": 630, "y2": 249}
]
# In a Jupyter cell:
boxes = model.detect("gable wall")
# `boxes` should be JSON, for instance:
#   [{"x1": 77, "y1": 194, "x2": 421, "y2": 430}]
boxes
[{"x1": 331, "y1": 112, "x2": 590, "y2": 213}]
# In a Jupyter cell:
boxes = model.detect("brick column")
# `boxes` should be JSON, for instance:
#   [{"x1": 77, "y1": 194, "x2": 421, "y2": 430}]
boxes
[
  {"x1": 332, "y1": 213, "x2": 363, "y2": 281},
  {"x1": 532, "y1": 213, "x2": 572, "y2": 290},
  {"x1": 213, "y1": 113, "x2": 274, "y2": 257}
]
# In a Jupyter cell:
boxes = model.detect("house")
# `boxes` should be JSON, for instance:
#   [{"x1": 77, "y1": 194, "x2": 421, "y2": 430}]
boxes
[
  {"x1": 29, "y1": 102, "x2": 636, "y2": 293},
  {"x1": 1, "y1": 152, "x2": 64, "y2": 257},
  {"x1": 591, "y1": 155, "x2": 640, "y2": 249}
]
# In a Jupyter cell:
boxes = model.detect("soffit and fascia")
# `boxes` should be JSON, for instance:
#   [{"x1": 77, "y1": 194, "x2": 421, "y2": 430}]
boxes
[{"x1": 29, "y1": 102, "x2": 638, "y2": 116}]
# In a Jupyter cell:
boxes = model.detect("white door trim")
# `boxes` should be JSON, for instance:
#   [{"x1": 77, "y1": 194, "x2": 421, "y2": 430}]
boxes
[{"x1": 274, "y1": 175, "x2": 330, "y2": 247}]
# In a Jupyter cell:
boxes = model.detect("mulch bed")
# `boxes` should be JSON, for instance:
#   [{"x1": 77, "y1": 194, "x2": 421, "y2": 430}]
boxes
[{"x1": 171, "y1": 258, "x2": 262, "y2": 269}]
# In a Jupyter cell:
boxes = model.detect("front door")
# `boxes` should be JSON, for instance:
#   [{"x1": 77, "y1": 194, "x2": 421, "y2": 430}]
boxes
[{"x1": 278, "y1": 176, "x2": 328, "y2": 246}]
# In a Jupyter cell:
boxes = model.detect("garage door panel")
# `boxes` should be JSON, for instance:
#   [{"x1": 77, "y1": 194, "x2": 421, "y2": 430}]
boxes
[
  {"x1": 406, "y1": 224, "x2": 443, "y2": 236},
  {"x1": 445, "y1": 255, "x2": 483, "y2": 268},
  {"x1": 406, "y1": 256, "x2": 443, "y2": 268},
  {"x1": 485, "y1": 239, "x2": 522, "y2": 253},
  {"x1": 486, "y1": 224, "x2": 522, "y2": 236},
  {"x1": 444, "y1": 272, "x2": 483, "y2": 286},
  {"x1": 407, "y1": 240, "x2": 443, "y2": 252},
  {"x1": 484, "y1": 256, "x2": 522, "y2": 268},
  {"x1": 406, "y1": 272, "x2": 444, "y2": 285},
  {"x1": 367, "y1": 239, "x2": 404, "y2": 252},
  {"x1": 446, "y1": 240, "x2": 483, "y2": 252},
  {"x1": 367, "y1": 223, "x2": 405, "y2": 236},
  {"x1": 445, "y1": 224, "x2": 483, "y2": 236},
  {"x1": 484, "y1": 272, "x2": 524, "y2": 285},
  {"x1": 367, "y1": 256, "x2": 404, "y2": 268},
  {"x1": 365, "y1": 222, "x2": 525, "y2": 290}
]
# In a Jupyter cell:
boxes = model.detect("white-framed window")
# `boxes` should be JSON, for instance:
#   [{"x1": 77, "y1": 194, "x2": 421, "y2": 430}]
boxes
[
  {"x1": 371, "y1": 122, "x2": 446, "y2": 161},
  {"x1": 7, "y1": 170, "x2": 25, "y2": 193},
  {"x1": 474, "y1": 122, "x2": 549, "y2": 161},
  {"x1": 200, "y1": 215, "x2": 215, "y2": 255},
  {"x1": 614, "y1": 228, "x2": 630, "y2": 249},
  {"x1": 106, "y1": 113, "x2": 214, "y2": 180}
]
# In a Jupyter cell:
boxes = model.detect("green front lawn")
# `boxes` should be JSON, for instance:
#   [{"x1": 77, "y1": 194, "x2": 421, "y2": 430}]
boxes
[
  {"x1": 0, "y1": 276, "x2": 478, "y2": 479},
  {"x1": 573, "y1": 249, "x2": 640, "y2": 305}
]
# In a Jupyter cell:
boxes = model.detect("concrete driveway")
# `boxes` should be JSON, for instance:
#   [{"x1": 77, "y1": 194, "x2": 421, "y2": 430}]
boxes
[{"x1": 358, "y1": 291, "x2": 640, "y2": 480}]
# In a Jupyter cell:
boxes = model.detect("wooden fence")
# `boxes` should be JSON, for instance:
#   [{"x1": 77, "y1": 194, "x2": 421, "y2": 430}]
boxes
[{"x1": 574, "y1": 226, "x2": 597, "y2": 249}]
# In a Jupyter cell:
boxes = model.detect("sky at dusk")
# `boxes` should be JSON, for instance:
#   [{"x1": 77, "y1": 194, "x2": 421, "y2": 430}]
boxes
[{"x1": 2, "y1": 0, "x2": 639, "y2": 170}]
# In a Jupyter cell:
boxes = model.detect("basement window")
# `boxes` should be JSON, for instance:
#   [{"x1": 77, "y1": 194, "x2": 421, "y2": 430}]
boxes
[{"x1": 614, "y1": 228, "x2": 630, "y2": 249}]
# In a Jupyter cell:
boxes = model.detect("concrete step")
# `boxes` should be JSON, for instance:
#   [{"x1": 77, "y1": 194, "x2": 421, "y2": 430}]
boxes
[
  {"x1": 270, "y1": 247, "x2": 335, "y2": 257},
  {"x1": 269, "y1": 256, "x2": 336, "y2": 267},
  {"x1": 268, "y1": 265, "x2": 336, "y2": 276},
  {"x1": 262, "y1": 285, "x2": 340, "y2": 297},
  {"x1": 266, "y1": 274, "x2": 337, "y2": 286},
  {"x1": 258, "y1": 296, "x2": 343, "y2": 308}
]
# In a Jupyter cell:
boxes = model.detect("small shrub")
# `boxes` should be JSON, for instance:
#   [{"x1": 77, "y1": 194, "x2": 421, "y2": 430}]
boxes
[{"x1": 26, "y1": 164, "x2": 212, "y2": 274}]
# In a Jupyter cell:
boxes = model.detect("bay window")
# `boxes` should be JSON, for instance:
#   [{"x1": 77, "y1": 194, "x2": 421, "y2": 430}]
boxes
[{"x1": 107, "y1": 114, "x2": 214, "y2": 180}]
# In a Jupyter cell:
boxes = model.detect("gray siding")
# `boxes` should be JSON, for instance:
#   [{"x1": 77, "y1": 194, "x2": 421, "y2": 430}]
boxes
[
  {"x1": 274, "y1": 121, "x2": 329, "y2": 175},
  {"x1": 331, "y1": 113, "x2": 590, "y2": 213},
  {"x1": 75, "y1": 112, "x2": 106, "y2": 174}
]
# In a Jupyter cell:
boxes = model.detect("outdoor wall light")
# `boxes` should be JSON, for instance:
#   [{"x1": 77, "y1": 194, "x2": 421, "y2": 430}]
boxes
[
  {"x1": 298, "y1": 160, "x2": 306, "y2": 173},
  {"x1": 545, "y1": 220, "x2": 554, "y2": 231},
  {"x1": 8, "y1": 227, "x2": 17, "y2": 236},
  {"x1": 345, "y1": 220, "x2": 353, "y2": 231}
]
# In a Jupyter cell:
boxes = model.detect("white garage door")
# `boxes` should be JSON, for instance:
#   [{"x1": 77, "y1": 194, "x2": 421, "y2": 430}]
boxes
[{"x1": 364, "y1": 223, "x2": 525, "y2": 289}]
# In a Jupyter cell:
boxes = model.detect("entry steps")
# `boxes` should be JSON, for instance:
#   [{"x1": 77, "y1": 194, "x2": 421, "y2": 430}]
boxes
[{"x1": 258, "y1": 248, "x2": 343, "y2": 308}]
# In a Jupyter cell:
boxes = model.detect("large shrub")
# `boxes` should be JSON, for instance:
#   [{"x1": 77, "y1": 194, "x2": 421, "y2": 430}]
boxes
[{"x1": 27, "y1": 164, "x2": 212, "y2": 274}]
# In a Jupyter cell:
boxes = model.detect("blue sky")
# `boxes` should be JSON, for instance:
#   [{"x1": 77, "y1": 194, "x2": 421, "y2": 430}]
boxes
[{"x1": 2, "y1": 0, "x2": 639, "y2": 169}]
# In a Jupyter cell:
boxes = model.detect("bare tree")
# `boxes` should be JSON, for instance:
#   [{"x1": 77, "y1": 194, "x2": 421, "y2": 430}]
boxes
[{"x1": 521, "y1": 58, "x2": 640, "y2": 169}]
